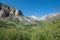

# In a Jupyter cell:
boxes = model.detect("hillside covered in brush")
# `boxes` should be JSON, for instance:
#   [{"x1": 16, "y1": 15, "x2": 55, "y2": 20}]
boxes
[{"x1": 0, "y1": 13, "x2": 60, "y2": 40}]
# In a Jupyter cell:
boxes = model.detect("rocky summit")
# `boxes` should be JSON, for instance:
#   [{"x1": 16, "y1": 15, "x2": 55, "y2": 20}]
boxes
[{"x1": 0, "y1": 3, "x2": 24, "y2": 17}]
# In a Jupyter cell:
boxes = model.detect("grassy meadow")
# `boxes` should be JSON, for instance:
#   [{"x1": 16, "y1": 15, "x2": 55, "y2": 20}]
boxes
[{"x1": 0, "y1": 17, "x2": 60, "y2": 40}]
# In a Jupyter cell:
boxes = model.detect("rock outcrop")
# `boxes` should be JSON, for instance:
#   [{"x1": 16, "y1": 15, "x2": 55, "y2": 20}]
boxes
[{"x1": 0, "y1": 3, "x2": 24, "y2": 17}]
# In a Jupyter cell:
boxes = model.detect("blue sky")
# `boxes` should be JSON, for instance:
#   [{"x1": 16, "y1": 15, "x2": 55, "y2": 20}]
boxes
[{"x1": 0, "y1": 0, "x2": 60, "y2": 17}]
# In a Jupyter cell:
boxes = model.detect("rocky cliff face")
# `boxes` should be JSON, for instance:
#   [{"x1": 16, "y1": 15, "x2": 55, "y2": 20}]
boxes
[{"x1": 0, "y1": 3, "x2": 24, "y2": 17}]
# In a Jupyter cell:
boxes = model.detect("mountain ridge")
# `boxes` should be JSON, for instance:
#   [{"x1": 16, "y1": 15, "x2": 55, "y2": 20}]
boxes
[
  {"x1": 0, "y1": 3, "x2": 60, "y2": 25},
  {"x1": 0, "y1": 3, "x2": 39, "y2": 25}
]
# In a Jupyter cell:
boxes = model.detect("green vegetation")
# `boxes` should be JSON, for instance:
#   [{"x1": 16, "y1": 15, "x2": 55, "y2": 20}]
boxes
[{"x1": 0, "y1": 17, "x2": 60, "y2": 40}]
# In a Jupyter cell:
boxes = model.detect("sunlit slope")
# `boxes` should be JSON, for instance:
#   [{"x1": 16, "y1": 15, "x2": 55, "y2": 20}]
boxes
[{"x1": 0, "y1": 16, "x2": 60, "y2": 40}]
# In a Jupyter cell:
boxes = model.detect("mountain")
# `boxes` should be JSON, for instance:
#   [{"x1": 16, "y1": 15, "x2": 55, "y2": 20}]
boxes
[
  {"x1": 40, "y1": 13, "x2": 60, "y2": 21},
  {"x1": 0, "y1": 3, "x2": 38, "y2": 25},
  {"x1": 0, "y1": 3, "x2": 60, "y2": 25},
  {"x1": 28, "y1": 13, "x2": 60, "y2": 21},
  {"x1": 0, "y1": 3, "x2": 24, "y2": 17},
  {"x1": 29, "y1": 15, "x2": 39, "y2": 21}
]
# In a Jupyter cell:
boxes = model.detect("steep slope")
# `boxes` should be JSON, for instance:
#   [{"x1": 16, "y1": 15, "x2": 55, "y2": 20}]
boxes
[
  {"x1": 0, "y1": 3, "x2": 38, "y2": 25},
  {"x1": 0, "y1": 3, "x2": 24, "y2": 17}
]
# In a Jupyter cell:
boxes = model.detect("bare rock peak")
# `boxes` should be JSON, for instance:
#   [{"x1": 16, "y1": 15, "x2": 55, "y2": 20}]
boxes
[{"x1": 0, "y1": 3, "x2": 23, "y2": 17}]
